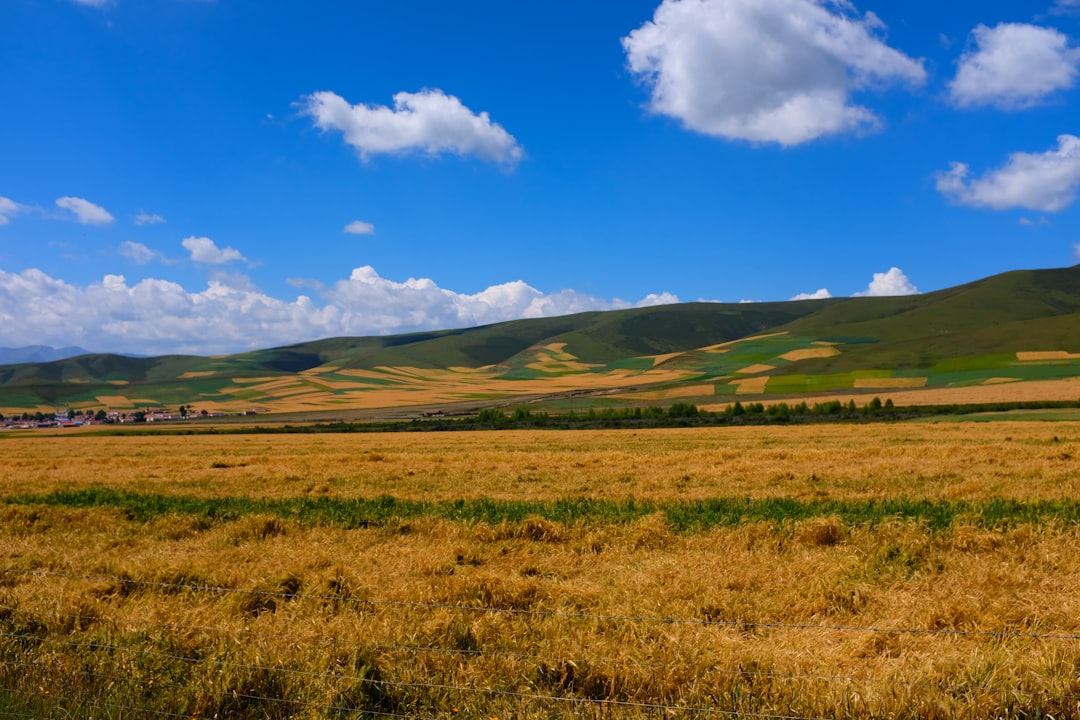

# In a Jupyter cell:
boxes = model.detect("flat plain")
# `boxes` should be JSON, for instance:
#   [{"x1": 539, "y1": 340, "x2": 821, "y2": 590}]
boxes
[{"x1": 3, "y1": 422, "x2": 1080, "y2": 718}]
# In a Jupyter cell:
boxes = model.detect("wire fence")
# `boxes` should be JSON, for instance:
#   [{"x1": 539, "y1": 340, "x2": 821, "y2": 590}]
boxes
[{"x1": 2, "y1": 567, "x2": 1080, "y2": 719}]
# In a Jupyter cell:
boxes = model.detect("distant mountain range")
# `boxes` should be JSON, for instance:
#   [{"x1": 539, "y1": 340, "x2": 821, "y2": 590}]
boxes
[
  {"x1": 0, "y1": 265, "x2": 1078, "y2": 415},
  {"x1": 0, "y1": 346, "x2": 90, "y2": 365}
]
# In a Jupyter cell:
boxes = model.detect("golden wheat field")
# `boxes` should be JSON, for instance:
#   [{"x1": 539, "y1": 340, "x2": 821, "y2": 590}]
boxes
[{"x1": 2, "y1": 423, "x2": 1080, "y2": 718}]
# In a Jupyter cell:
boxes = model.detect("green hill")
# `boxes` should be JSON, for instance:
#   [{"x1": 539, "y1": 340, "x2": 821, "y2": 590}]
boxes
[{"x1": 1, "y1": 265, "x2": 1077, "y2": 414}]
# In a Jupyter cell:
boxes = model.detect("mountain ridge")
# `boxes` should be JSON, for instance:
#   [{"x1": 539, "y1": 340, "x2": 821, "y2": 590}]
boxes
[{"x1": 1, "y1": 265, "x2": 1077, "y2": 414}]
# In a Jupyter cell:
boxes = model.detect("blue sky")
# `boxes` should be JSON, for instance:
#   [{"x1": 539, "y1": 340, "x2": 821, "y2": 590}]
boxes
[{"x1": 1, "y1": 0, "x2": 1079, "y2": 355}]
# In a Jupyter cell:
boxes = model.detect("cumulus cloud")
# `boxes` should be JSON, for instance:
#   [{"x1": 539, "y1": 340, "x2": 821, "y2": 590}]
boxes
[
  {"x1": 948, "y1": 23, "x2": 1080, "y2": 109},
  {"x1": 344, "y1": 220, "x2": 375, "y2": 235},
  {"x1": 622, "y1": 0, "x2": 926, "y2": 146},
  {"x1": 134, "y1": 212, "x2": 166, "y2": 226},
  {"x1": 636, "y1": 292, "x2": 681, "y2": 307},
  {"x1": 56, "y1": 196, "x2": 114, "y2": 226},
  {"x1": 323, "y1": 267, "x2": 678, "y2": 334},
  {"x1": 302, "y1": 89, "x2": 523, "y2": 164},
  {"x1": 790, "y1": 288, "x2": 833, "y2": 301},
  {"x1": 853, "y1": 267, "x2": 919, "y2": 297},
  {"x1": 182, "y1": 236, "x2": 247, "y2": 265},
  {"x1": 936, "y1": 135, "x2": 1080, "y2": 212},
  {"x1": 0, "y1": 197, "x2": 26, "y2": 226},
  {"x1": 0, "y1": 265, "x2": 679, "y2": 356}
]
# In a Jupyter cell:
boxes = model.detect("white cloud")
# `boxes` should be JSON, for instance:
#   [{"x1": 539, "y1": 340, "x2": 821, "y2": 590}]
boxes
[
  {"x1": 853, "y1": 267, "x2": 919, "y2": 297},
  {"x1": 134, "y1": 212, "x2": 166, "y2": 226},
  {"x1": 1051, "y1": 0, "x2": 1080, "y2": 16},
  {"x1": 71, "y1": 0, "x2": 110, "y2": 6},
  {"x1": 119, "y1": 241, "x2": 177, "y2": 265},
  {"x1": 323, "y1": 267, "x2": 677, "y2": 334},
  {"x1": 635, "y1": 292, "x2": 681, "y2": 307},
  {"x1": 1075, "y1": 242, "x2": 1080, "y2": 259},
  {"x1": 0, "y1": 266, "x2": 679, "y2": 356},
  {"x1": 302, "y1": 89, "x2": 523, "y2": 164},
  {"x1": 0, "y1": 197, "x2": 26, "y2": 226},
  {"x1": 936, "y1": 135, "x2": 1080, "y2": 212},
  {"x1": 182, "y1": 236, "x2": 247, "y2": 265},
  {"x1": 344, "y1": 220, "x2": 375, "y2": 235},
  {"x1": 119, "y1": 241, "x2": 162, "y2": 265},
  {"x1": 790, "y1": 288, "x2": 833, "y2": 301},
  {"x1": 948, "y1": 23, "x2": 1080, "y2": 109},
  {"x1": 622, "y1": 0, "x2": 926, "y2": 146},
  {"x1": 56, "y1": 196, "x2": 114, "y2": 226}
]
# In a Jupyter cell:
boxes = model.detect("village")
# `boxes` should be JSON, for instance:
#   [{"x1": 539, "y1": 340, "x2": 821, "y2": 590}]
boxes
[{"x1": 0, "y1": 405, "x2": 264, "y2": 429}]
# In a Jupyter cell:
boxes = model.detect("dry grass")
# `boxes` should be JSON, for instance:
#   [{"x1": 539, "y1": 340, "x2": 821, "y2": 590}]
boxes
[
  {"x1": 2, "y1": 424, "x2": 1080, "y2": 717},
  {"x1": 3, "y1": 424, "x2": 1079, "y2": 503}
]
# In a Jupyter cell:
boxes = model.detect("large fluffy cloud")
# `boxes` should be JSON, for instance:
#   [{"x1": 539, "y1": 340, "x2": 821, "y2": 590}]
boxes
[
  {"x1": 622, "y1": 0, "x2": 926, "y2": 146},
  {"x1": 936, "y1": 135, "x2": 1080, "y2": 212},
  {"x1": 948, "y1": 23, "x2": 1080, "y2": 109},
  {"x1": 0, "y1": 266, "x2": 679, "y2": 356},
  {"x1": 56, "y1": 196, "x2": 114, "y2": 226},
  {"x1": 302, "y1": 89, "x2": 523, "y2": 164},
  {"x1": 853, "y1": 267, "x2": 919, "y2": 297}
]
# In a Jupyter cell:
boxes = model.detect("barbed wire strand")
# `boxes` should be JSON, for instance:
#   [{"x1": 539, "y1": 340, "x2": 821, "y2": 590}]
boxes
[{"x1": 6, "y1": 568, "x2": 1080, "y2": 643}]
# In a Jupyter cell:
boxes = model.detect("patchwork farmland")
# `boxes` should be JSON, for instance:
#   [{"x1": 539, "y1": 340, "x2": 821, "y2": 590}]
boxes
[{"x1": 1, "y1": 266, "x2": 1078, "y2": 418}]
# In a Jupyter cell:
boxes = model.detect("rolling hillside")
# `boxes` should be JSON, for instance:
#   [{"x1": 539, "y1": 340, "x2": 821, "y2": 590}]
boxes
[{"x1": 1, "y1": 266, "x2": 1078, "y2": 415}]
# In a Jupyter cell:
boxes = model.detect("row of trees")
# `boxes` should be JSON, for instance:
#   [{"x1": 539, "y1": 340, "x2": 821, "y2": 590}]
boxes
[{"x1": 466, "y1": 398, "x2": 901, "y2": 429}]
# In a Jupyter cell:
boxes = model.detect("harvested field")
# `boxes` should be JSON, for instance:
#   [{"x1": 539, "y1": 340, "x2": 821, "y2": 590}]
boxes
[
  {"x1": 734, "y1": 376, "x2": 770, "y2": 394},
  {"x1": 779, "y1": 346, "x2": 839, "y2": 362},
  {"x1": 852, "y1": 377, "x2": 928, "y2": 389},
  {"x1": 735, "y1": 364, "x2": 776, "y2": 375},
  {"x1": 1016, "y1": 351, "x2": 1080, "y2": 361},
  {"x1": 697, "y1": 376, "x2": 1080, "y2": 412},
  {"x1": 3, "y1": 424, "x2": 1080, "y2": 717}
]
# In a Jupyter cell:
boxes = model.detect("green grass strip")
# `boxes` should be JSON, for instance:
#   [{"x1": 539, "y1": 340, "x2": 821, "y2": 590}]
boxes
[{"x1": 5, "y1": 488, "x2": 1080, "y2": 532}]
